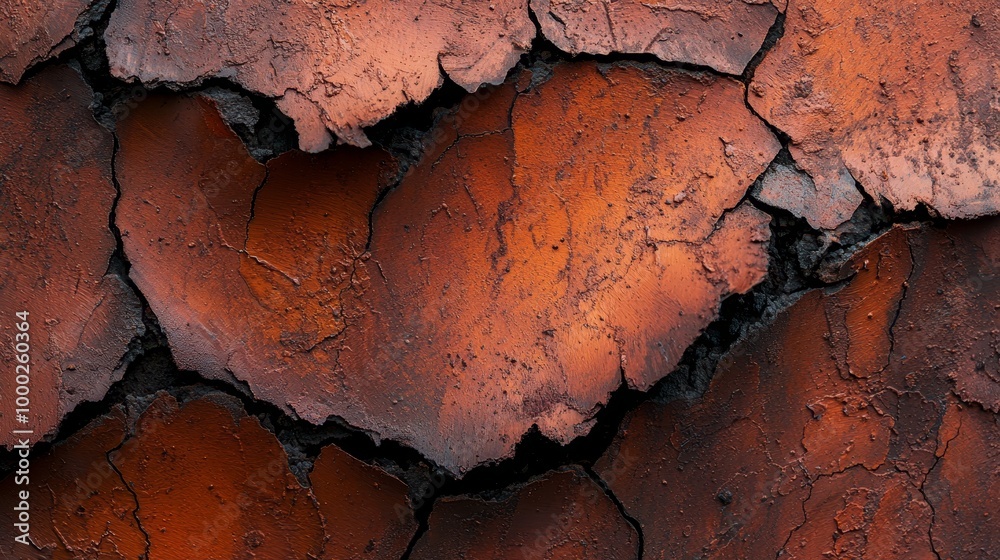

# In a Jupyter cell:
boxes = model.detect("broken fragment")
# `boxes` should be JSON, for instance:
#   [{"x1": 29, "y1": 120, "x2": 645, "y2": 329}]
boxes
[
  {"x1": 753, "y1": 160, "x2": 863, "y2": 230},
  {"x1": 0, "y1": 0, "x2": 99, "y2": 83},
  {"x1": 110, "y1": 394, "x2": 328, "y2": 558},
  {"x1": 409, "y1": 467, "x2": 639, "y2": 559},
  {"x1": 0, "y1": 408, "x2": 145, "y2": 559},
  {"x1": 104, "y1": 0, "x2": 535, "y2": 150},
  {"x1": 596, "y1": 217, "x2": 1000, "y2": 558},
  {"x1": 0, "y1": 393, "x2": 416, "y2": 558},
  {"x1": 115, "y1": 62, "x2": 778, "y2": 473},
  {"x1": 751, "y1": 0, "x2": 1000, "y2": 224},
  {"x1": 533, "y1": 0, "x2": 782, "y2": 74},
  {"x1": 310, "y1": 445, "x2": 417, "y2": 559},
  {"x1": 0, "y1": 65, "x2": 144, "y2": 447}
]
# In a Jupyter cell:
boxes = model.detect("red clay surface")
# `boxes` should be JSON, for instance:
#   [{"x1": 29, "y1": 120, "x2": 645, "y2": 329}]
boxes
[
  {"x1": 114, "y1": 62, "x2": 778, "y2": 473},
  {"x1": 0, "y1": 394, "x2": 416, "y2": 559},
  {"x1": 0, "y1": 0, "x2": 94, "y2": 83},
  {"x1": 410, "y1": 467, "x2": 639, "y2": 559},
  {"x1": 533, "y1": 0, "x2": 783, "y2": 74},
  {"x1": 751, "y1": 0, "x2": 1000, "y2": 227},
  {"x1": 104, "y1": 0, "x2": 535, "y2": 150},
  {"x1": 0, "y1": 65, "x2": 143, "y2": 448},
  {"x1": 596, "y1": 217, "x2": 1000, "y2": 558}
]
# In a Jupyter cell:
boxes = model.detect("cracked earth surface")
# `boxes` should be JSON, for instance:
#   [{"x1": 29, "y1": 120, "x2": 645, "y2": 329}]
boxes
[{"x1": 0, "y1": 0, "x2": 998, "y2": 558}]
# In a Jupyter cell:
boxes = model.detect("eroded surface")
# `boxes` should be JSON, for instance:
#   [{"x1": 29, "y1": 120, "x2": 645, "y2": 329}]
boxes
[
  {"x1": 115, "y1": 62, "x2": 778, "y2": 473},
  {"x1": 0, "y1": 0, "x2": 97, "y2": 83},
  {"x1": 0, "y1": 65, "x2": 143, "y2": 447},
  {"x1": 596, "y1": 218, "x2": 1000, "y2": 558},
  {"x1": 751, "y1": 0, "x2": 1000, "y2": 227},
  {"x1": 104, "y1": 0, "x2": 535, "y2": 150},
  {"x1": 410, "y1": 467, "x2": 639, "y2": 559},
  {"x1": 0, "y1": 408, "x2": 144, "y2": 559},
  {"x1": 533, "y1": 0, "x2": 783, "y2": 75},
  {"x1": 0, "y1": 393, "x2": 416, "y2": 558}
]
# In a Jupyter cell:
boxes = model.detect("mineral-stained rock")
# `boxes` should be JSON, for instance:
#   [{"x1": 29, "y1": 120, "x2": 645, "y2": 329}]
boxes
[
  {"x1": 753, "y1": 160, "x2": 863, "y2": 230},
  {"x1": 110, "y1": 394, "x2": 328, "y2": 558},
  {"x1": 750, "y1": 0, "x2": 1000, "y2": 226},
  {"x1": 0, "y1": 408, "x2": 146, "y2": 559},
  {"x1": 0, "y1": 393, "x2": 416, "y2": 558},
  {"x1": 0, "y1": 65, "x2": 144, "y2": 448},
  {"x1": 116, "y1": 62, "x2": 778, "y2": 473},
  {"x1": 409, "y1": 467, "x2": 639, "y2": 559},
  {"x1": 0, "y1": 0, "x2": 98, "y2": 83},
  {"x1": 310, "y1": 445, "x2": 416, "y2": 559},
  {"x1": 596, "y1": 217, "x2": 1000, "y2": 558},
  {"x1": 104, "y1": 0, "x2": 535, "y2": 150},
  {"x1": 532, "y1": 0, "x2": 782, "y2": 75}
]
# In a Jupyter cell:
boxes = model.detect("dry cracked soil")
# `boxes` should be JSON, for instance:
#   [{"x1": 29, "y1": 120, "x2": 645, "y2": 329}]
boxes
[{"x1": 0, "y1": 0, "x2": 998, "y2": 558}]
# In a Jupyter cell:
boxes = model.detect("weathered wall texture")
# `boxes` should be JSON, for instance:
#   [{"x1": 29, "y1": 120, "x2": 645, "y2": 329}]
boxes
[
  {"x1": 0, "y1": 0, "x2": 97, "y2": 83},
  {"x1": 597, "y1": 220, "x2": 1000, "y2": 558},
  {"x1": 0, "y1": 65, "x2": 143, "y2": 446},
  {"x1": 0, "y1": 394, "x2": 417, "y2": 559},
  {"x1": 1, "y1": 0, "x2": 999, "y2": 557},
  {"x1": 105, "y1": 0, "x2": 536, "y2": 150},
  {"x1": 751, "y1": 0, "x2": 1000, "y2": 227},
  {"x1": 113, "y1": 62, "x2": 778, "y2": 474},
  {"x1": 533, "y1": 0, "x2": 783, "y2": 74}
]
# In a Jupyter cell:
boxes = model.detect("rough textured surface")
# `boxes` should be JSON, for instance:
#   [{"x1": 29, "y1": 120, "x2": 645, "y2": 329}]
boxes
[
  {"x1": 753, "y1": 160, "x2": 863, "y2": 230},
  {"x1": 0, "y1": 0, "x2": 97, "y2": 83},
  {"x1": 0, "y1": 408, "x2": 145, "y2": 559},
  {"x1": 310, "y1": 445, "x2": 417, "y2": 559},
  {"x1": 410, "y1": 467, "x2": 639, "y2": 559},
  {"x1": 0, "y1": 65, "x2": 143, "y2": 447},
  {"x1": 532, "y1": 0, "x2": 783, "y2": 75},
  {"x1": 596, "y1": 218, "x2": 1000, "y2": 558},
  {"x1": 751, "y1": 0, "x2": 1000, "y2": 226},
  {"x1": 115, "y1": 62, "x2": 778, "y2": 473},
  {"x1": 104, "y1": 0, "x2": 535, "y2": 150},
  {"x1": 0, "y1": 393, "x2": 417, "y2": 558},
  {"x1": 111, "y1": 394, "x2": 328, "y2": 558}
]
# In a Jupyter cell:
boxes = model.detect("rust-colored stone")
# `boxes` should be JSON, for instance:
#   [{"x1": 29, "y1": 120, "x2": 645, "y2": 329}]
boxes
[
  {"x1": 0, "y1": 65, "x2": 143, "y2": 448},
  {"x1": 409, "y1": 467, "x2": 639, "y2": 559},
  {"x1": 110, "y1": 394, "x2": 326, "y2": 558},
  {"x1": 596, "y1": 217, "x2": 1000, "y2": 558},
  {"x1": 533, "y1": 0, "x2": 782, "y2": 75},
  {"x1": 0, "y1": 393, "x2": 417, "y2": 558},
  {"x1": 750, "y1": 0, "x2": 1000, "y2": 225},
  {"x1": 0, "y1": 0, "x2": 95, "y2": 83},
  {"x1": 115, "y1": 62, "x2": 778, "y2": 473},
  {"x1": 104, "y1": 0, "x2": 535, "y2": 150},
  {"x1": 753, "y1": 160, "x2": 863, "y2": 230},
  {"x1": 310, "y1": 445, "x2": 416, "y2": 559},
  {"x1": 0, "y1": 408, "x2": 146, "y2": 559}
]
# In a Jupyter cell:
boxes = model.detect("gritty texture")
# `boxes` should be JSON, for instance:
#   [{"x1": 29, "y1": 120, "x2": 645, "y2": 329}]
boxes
[
  {"x1": 0, "y1": 408, "x2": 145, "y2": 559},
  {"x1": 409, "y1": 467, "x2": 639, "y2": 559},
  {"x1": 0, "y1": 65, "x2": 144, "y2": 448},
  {"x1": 0, "y1": 393, "x2": 418, "y2": 558},
  {"x1": 751, "y1": 0, "x2": 1000, "y2": 225},
  {"x1": 103, "y1": 0, "x2": 535, "y2": 150},
  {"x1": 113, "y1": 62, "x2": 778, "y2": 474},
  {"x1": 753, "y1": 160, "x2": 863, "y2": 230},
  {"x1": 596, "y1": 218, "x2": 1000, "y2": 558},
  {"x1": 532, "y1": 0, "x2": 783, "y2": 75},
  {"x1": 310, "y1": 445, "x2": 417, "y2": 559},
  {"x1": 0, "y1": 0, "x2": 98, "y2": 83}
]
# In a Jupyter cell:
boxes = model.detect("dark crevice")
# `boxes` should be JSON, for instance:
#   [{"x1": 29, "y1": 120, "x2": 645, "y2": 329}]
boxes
[
  {"x1": 741, "y1": 9, "x2": 786, "y2": 85},
  {"x1": 105, "y1": 436, "x2": 151, "y2": 559},
  {"x1": 398, "y1": 498, "x2": 434, "y2": 560},
  {"x1": 586, "y1": 466, "x2": 645, "y2": 559},
  {"x1": 0, "y1": 3, "x2": 967, "y2": 555}
]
